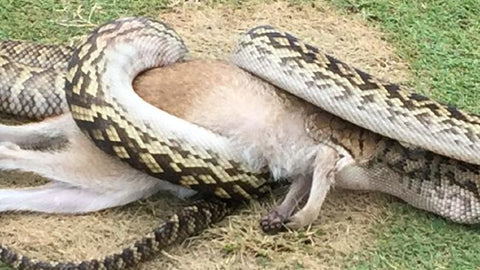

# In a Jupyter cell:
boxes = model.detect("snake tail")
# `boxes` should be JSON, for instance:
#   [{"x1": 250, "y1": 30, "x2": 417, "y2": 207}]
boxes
[{"x1": 0, "y1": 199, "x2": 233, "y2": 270}]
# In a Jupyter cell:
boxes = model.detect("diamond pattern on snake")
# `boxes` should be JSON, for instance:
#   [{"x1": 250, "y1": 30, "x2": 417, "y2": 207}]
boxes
[{"x1": 0, "y1": 17, "x2": 478, "y2": 269}]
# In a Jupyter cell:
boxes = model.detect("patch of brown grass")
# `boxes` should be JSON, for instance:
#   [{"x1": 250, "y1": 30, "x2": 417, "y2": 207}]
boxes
[{"x1": 0, "y1": 1, "x2": 410, "y2": 269}]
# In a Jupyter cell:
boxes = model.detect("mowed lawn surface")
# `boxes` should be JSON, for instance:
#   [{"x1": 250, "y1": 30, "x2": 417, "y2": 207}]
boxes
[{"x1": 1, "y1": 1, "x2": 479, "y2": 269}]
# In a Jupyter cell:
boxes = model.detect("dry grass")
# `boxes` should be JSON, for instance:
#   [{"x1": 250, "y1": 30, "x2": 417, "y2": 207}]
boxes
[{"x1": 0, "y1": 1, "x2": 411, "y2": 269}]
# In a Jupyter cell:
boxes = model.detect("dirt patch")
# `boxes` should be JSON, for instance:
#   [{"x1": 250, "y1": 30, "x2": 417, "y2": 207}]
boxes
[{"x1": 0, "y1": 1, "x2": 409, "y2": 269}]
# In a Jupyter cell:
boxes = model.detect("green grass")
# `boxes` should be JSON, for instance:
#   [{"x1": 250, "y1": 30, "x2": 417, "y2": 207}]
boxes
[
  {"x1": 0, "y1": 0, "x2": 171, "y2": 43},
  {"x1": 345, "y1": 202, "x2": 480, "y2": 270}
]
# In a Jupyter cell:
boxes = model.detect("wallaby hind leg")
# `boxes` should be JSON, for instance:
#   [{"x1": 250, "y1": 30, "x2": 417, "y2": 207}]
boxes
[
  {"x1": 260, "y1": 175, "x2": 312, "y2": 233},
  {"x1": 0, "y1": 136, "x2": 196, "y2": 211},
  {"x1": 0, "y1": 114, "x2": 74, "y2": 149},
  {"x1": 0, "y1": 181, "x2": 162, "y2": 214},
  {"x1": 287, "y1": 146, "x2": 340, "y2": 229}
]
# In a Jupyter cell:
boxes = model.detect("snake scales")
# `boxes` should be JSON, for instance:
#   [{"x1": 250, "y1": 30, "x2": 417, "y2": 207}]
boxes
[{"x1": 0, "y1": 16, "x2": 479, "y2": 269}]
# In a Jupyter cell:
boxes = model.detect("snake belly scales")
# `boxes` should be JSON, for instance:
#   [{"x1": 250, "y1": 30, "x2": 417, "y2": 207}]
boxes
[{"x1": 0, "y1": 17, "x2": 479, "y2": 269}]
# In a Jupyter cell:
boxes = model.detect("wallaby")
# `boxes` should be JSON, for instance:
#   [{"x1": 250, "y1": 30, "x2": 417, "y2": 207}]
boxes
[{"x1": 0, "y1": 59, "x2": 357, "y2": 231}]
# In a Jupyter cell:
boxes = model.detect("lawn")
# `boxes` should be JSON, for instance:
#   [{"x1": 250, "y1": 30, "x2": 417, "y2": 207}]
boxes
[{"x1": 0, "y1": 0, "x2": 479, "y2": 269}]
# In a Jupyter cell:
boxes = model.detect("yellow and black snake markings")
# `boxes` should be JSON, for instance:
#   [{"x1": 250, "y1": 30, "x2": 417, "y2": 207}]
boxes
[
  {"x1": 0, "y1": 41, "x2": 72, "y2": 118},
  {"x1": 0, "y1": 199, "x2": 232, "y2": 270},
  {"x1": 64, "y1": 18, "x2": 271, "y2": 201},
  {"x1": 0, "y1": 17, "x2": 272, "y2": 270},
  {"x1": 232, "y1": 25, "x2": 480, "y2": 166},
  {"x1": 2, "y1": 17, "x2": 480, "y2": 270}
]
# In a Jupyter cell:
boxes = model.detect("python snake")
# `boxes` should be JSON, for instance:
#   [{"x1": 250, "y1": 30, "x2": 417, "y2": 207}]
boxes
[
  {"x1": 231, "y1": 25, "x2": 480, "y2": 167},
  {"x1": 0, "y1": 17, "x2": 479, "y2": 269},
  {"x1": 0, "y1": 41, "x2": 72, "y2": 119}
]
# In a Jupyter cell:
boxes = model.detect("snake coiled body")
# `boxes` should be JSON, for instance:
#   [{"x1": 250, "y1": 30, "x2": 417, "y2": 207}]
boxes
[
  {"x1": 0, "y1": 17, "x2": 271, "y2": 270},
  {"x1": 232, "y1": 26, "x2": 480, "y2": 166},
  {"x1": 1, "y1": 200, "x2": 232, "y2": 270},
  {"x1": 0, "y1": 41, "x2": 72, "y2": 118},
  {"x1": 0, "y1": 17, "x2": 479, "y2": 269}
]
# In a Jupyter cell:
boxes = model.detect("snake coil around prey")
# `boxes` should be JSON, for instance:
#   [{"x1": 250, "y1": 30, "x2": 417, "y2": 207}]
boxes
[{"x1": 0, "y1": 16, "x2": 479, "y2": 269}]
